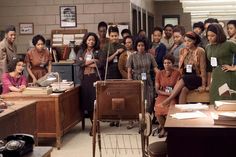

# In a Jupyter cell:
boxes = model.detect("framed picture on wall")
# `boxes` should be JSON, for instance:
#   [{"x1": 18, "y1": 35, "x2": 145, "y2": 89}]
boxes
[
  {"x1": 19, "y1": 23, "x2": 34, "y2": 35},
  {"x1": 60, "y1": 6, "x2": 77, "y2": 28},
  {"x1": 162, "y1": 15, "x2": 180, "y2": 27}
]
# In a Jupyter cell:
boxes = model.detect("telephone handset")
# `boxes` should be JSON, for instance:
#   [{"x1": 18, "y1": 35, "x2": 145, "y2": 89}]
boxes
[{"x1": 0, "y1": 134, "x2": 34, "y2": 157}]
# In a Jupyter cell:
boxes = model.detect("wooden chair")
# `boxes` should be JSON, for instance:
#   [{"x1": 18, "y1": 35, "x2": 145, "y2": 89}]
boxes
[{"x1": 92, "y1": 80, "x2": 150, "y2": 157}]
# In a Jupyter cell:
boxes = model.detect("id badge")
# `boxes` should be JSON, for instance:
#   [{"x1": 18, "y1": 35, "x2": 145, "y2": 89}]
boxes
[
  {"x1": 113, "y1": 56, "x2": 118, "y2": 63},
  {"x1": 186, "y1": 64, "x2": 192, "y2": 73},
  {"x1": 165, "y1": 86, "x2": 173, "y2": 93},
  {"x1": 141, "y1": 72, "x2": 147, "y2": 80},
  {"x1": 211, "y1": 57, "x2": 217, "y2": 67},
  {"x1": 86, "y1": 54, "x2": 92, "y2": 61}
]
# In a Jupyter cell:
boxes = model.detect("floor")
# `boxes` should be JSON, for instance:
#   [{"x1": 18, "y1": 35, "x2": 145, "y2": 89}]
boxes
[{"x1": 46, "y1": 119, "x2": 165, "y2": 157}]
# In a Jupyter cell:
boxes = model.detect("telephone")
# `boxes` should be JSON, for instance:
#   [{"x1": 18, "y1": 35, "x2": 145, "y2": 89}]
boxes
[{"x1": 0, "y1": 134, "x2": 34, "y2": 157}]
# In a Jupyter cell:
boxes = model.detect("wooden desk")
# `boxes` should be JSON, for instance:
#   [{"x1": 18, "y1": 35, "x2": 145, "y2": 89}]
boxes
[
  {"x1": 0, "y1": 100, "x2": 36, "y2": 140},
  {"x1": 1, "y1": 86, "x2": 82, "y2": 149},
  {"x1": 24, "y1": 146, "x2": 53, "y2": 157},
  {"x1": 165, "y1": 105, "x2": 236, "y2": 157}
]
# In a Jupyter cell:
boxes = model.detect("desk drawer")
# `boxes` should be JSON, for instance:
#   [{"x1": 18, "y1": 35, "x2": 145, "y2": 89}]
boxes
[{"x1": 52, "y1": 65, "x2": 73, "y2": 81}]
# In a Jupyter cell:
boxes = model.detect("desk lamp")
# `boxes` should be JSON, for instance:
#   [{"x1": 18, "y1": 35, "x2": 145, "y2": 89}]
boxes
[{"x1": 219, "y1": 83, "x2": 236, "y2": 96}]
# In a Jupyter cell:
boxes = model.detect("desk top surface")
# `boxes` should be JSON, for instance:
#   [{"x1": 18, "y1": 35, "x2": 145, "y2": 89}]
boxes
[
  {"x1": 24, "y1": 146, "x2": 53, "y2": 157},
  {"x1": 165, "y1": 105, "x2": 236, "y2": 129},
  {"x1": 0, "y1": 100, "x2": 36, "y2": 118},
  {"x1": 1, "y1": 86, "x2": 79, "y2": 98}
]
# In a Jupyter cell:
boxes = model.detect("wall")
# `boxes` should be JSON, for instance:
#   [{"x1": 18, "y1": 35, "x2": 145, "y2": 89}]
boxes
[
  {"x1": 0, "y1": 0, "x2": 130, "y2": 54},
  {"x1": 154, "y1": 1, "x2": 192, "y2": 31}
]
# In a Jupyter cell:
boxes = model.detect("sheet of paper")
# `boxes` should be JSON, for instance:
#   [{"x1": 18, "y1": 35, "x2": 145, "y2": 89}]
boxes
[
  {"x1": 175, "y1": 104, "x2": 209, "y2": 111},
  {"x1": 170, "y1": 111, "x2": 207, "y2": 119},
  {"x1": 63, "y1": 34, "x2": 74, "y2": 45}
]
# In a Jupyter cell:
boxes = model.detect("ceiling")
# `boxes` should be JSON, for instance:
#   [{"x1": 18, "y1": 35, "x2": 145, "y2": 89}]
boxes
[{"x1": 154, "y1": 0, "x2": 236, "y2": 22}]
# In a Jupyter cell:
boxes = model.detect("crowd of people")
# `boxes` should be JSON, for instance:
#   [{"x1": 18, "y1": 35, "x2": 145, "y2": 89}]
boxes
[{"x1": 0, "y1": 18, "x2": 235, "y2": 137}]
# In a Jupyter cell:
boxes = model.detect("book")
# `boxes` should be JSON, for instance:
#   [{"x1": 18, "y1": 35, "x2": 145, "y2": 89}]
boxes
[
  {"x1": 218, "y1": 112, "x2": 236, "y2": 120},
  {"x1": 214, "y1": 100, "x2": 236, "y2": 111},
  {"x1": 22, "y1": 87, "x2": 53, "y2": 95},
  {"x1": 214, "y1": 119, "x2": 236, "y2": 126}
]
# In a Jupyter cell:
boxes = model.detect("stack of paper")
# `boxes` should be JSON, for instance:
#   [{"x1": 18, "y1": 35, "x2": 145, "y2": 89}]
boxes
[
  {"x1": 215, "y1": 100, "x2": 236, "y2": 111},
  {"x1": 175, "y1": 104, "x2": 209, "y2": 111},
  {"x1": 50, "y1": 81, "x2": 74, "y2": 90},
  {"x1": 170, "y1": 111, "x2": 207, "y2": 119},
  {"x1": 22, "y1": 87, "x2": 53, "y2": 95},
  {"x1": 211, "y1": 112, "x2": 236, "y2": 126}
]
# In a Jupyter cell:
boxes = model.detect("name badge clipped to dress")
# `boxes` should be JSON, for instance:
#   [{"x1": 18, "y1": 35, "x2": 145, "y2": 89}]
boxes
[
  {"x1": 211, "y1": 57, "x2": 218, "y2": 67},
  {"x1": 86, "y1": 54, "x2": 92, "y2": 61},
  {"x1": 113, "y1": 56, "x2": 118, "y2": 63},
  {"x1": 165, "y1": 86, "x2": 173, "y2": 93},
  {"x1": 141, "y1": 72, "x2": 147, "y2": 80},
  {"x1": 186, "y1": 64, "x2": 192, "y2": 73}
]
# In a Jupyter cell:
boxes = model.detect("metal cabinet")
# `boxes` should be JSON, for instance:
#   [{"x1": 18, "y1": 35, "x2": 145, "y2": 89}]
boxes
[{"x1": 52, "y1": 62, "x2": 80, "y2": 84}]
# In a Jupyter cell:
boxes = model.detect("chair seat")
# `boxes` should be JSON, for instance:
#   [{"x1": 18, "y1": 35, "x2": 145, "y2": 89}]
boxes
[{"x1": 148, "y1": 141, "x2": 167, "y2": 157}]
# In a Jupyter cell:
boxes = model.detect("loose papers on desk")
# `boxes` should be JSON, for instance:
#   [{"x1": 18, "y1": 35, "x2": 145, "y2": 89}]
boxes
[
  {"x1": 175, "y1": 104, "x2": 209, "y2": 111},
  {"x1": 211, "y1": 112, "x2": 236, "y2": 126},
  {"x1": 171, "y1": 111, "x2": 207, "y2": 119}
]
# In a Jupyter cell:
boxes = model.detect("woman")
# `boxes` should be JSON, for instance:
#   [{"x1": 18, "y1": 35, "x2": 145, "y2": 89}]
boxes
[
  {"x1": 154, "y1": 54, "x2": 180, "y2": 138},
  {"x1": 206, "y1": 23, "x2": 236, "y2": 103},
  {"x1": 160, "y1": 31, "x2": 206, "y2": 106},
  {"x1": 127, "y1": 37, "x2": 159, "y2": 114},
  {"x1": 0, "y1": 25, "x2": 17, "y2": 80},
  {"x1": 76, "y1": 32, "x2": 104, "y2": 135},
  {"x1": 169, "y1": 25, "x2": 185, "y2": 67},
  {"x1": 2, "y1": 57, "x2": 27, "y2": 94},
  {"x1": 118, "y1": 35, "x2": 134, "y2": 79},
  {"x1": 25, "y1": 34, "x2": 52, "y2": 84}
]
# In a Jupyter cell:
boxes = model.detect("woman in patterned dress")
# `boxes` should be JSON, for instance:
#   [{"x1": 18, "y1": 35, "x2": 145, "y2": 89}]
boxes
[{"x1": 127, "y1": 37, "x2": 159, "y2": 113}]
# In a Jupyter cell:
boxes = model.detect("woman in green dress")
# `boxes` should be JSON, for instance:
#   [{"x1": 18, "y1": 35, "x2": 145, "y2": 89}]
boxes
[{"x1": 206, "y1": 23, "x2": 236, "y2": 104}]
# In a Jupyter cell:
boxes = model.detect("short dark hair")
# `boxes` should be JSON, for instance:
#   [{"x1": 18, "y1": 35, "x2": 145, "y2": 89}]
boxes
[
  {"x1": 193, "y1": 21, "x2": 204, "y2": 32},
  {"x1": 207, "y1": 23, "x2": 227, "y2": 44},
  {"x1": 163, "y1": 54, "x2": 175, "y2": 64},
  {"x1": 153, "y1": 26, "x2": 163, "y2": 34},
  {"x1": 173, "y1": 25, "x2": 185, "y2": 36},
  {"x1": 32, "y1": 34, "x2": 46, "y2": 46},
  {"x1": 98, "y1": 21, "x2": 108, "y2": 30},
  {"x1": 122, "y1": 35, "x2": 133, "y2": 45},
  {"x1": 204, "y1": 18, "x2": 219, "y2": 25},
  {"x1": 5, "y1": 25, "x2": 16, "y2": 34},
  {"x1": 108, "y1": 25, "x2": 119, "y2": 35},
  {"x1": 227, "y1": 20, "x2": 236, "y2": 28},
  {"x1": 134, "y1": 37, "x2": 149, "y2": 51},
  {"x1": 185, "y1": 31, "x2": 201, "y2": 46},
  {"x1": 164, "y1": 24, "x2": 174, "y2": 30},
  {"x1": 80, "y1": 32, "x2": 100, "y2": 51},
  {"x1": 121, "y1": 29, "x2": 131, "y2": 36},
  {"x1": 7, "y1": 56, "x2": 24, "y2": 72}
]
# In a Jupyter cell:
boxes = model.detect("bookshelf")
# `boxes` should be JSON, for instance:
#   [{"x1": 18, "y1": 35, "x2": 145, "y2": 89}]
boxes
[{"x1": 51, "y1": 29, "x2": 87, "y2": 60}]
